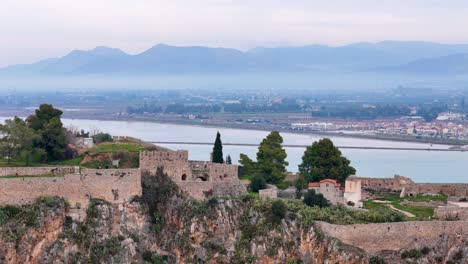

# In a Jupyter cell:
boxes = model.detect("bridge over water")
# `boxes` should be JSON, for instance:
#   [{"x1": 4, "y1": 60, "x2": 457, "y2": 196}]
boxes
[{"x1": 149, "y1": 141, "x2": 466, "y2": 152}]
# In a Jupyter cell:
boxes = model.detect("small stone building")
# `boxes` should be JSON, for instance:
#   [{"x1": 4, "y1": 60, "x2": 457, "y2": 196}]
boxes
[
  {"x1": 308, "y1": 179, "x2": 345, "y2": 205},
  {"x1": 308, "y1": 178, "x2": 362, "y2": 207}
]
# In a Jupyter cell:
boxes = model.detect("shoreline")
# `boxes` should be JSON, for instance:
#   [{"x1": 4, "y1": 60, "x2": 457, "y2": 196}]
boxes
[
  {"x1": 60, "y1": 114, "x2": 461, "y2": 147},
  {"x1": 1, "y1": 112, "x2": 465, "y2": 147}
]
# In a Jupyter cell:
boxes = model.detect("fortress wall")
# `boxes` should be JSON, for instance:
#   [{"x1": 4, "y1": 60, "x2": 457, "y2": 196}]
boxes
[
  {"x1": 354, "y1": 176, "x2": 412, "y2": 191},
  {"x1": 189, "y1": 161, "x2": 238, "y2": 182},
  {"x1": 178, "y1": 182, "x2": 215, "y2": 200},
  {"x1": 434, "y1": 206, "x2": 468, "y2": 221},
  {"x1": 0, "y1": 166, "x2": 75, "y2": 177},
  {"x1": 0, "y1": 176, "x2": 67, "y2": 206},
  {"x1": 0, "y1": 169, "x2": 141, "y2": 208},
  {"x1": 406, "y1": 183, "x2": 468, "y2": 197},
  {"x1": 317, "y1": 221, "x2": 468, "y2": 254},
  {"x1": 78, "y1": 169, "x2": 141, "y2": 206}
]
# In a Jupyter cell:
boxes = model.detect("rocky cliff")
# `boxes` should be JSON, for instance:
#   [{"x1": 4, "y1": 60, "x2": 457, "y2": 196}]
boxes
[{"x1": 0, "y1": 174, "x2": 467, "y2": 264}]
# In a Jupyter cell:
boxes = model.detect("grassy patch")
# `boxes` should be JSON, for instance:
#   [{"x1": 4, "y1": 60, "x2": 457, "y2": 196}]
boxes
[
  {"x1": 87, "y1": 143, "x2": 146, "y2": 153},
  {"x1": 49, "y1": 156, "x2": 84, "y2": 166},
  {"x1": 369, "y1": 194, "x2": 441, "y2": 220}
]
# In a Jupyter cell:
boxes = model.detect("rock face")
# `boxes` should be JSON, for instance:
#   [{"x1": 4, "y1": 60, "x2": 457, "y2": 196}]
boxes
[{"x1": 0, "y1": 196, "x2": 467, "y2": 264}]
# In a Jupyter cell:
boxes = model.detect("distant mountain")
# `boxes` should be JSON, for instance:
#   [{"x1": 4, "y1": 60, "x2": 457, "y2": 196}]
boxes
[
  {"x1": 2, "y1": 41, "x2": 468, "y2": 76},
  {"x1": 382, "y1": 53, "x2": 468, "y2": 74}
]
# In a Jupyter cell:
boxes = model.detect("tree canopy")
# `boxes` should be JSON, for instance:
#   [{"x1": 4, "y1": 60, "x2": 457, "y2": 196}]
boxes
[
  {"x1": 0, "y1": 117, "x2": 40, "y2": 165},
  {"x1": 26, "y1": 104, "x2": 67, "y2": 161},
  {"x1": 212, "y1": 131, "x2": 224, "y2": 164},
  {"x1": 239, "y1": 131, "x2": 288, "y2": 184},
  {"x1": 298, "y1": 138, "x2": 356, "y2": 183}
]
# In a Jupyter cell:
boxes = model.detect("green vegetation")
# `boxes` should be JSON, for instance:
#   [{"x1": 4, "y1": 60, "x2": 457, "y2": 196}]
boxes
[
  {"x1": 249, "y1": 175, "x2": 266, "y2": 192},
  {"x1": 299, "y1": 138, "x2": 356, "y2": 183},
  {"x1": 87, "y1": 142, "x2": 147, "y2": 153},
  {"x1": 271, "y1": 199, "x2": 287, "y2": 222},
  {"x1": 0, "y1": 197, "x2": 65, "y2": 243},
  {"x1": 303, "y1": 189, "x2": 330, "y2": 208},
  {"x1": 369, "y1": 256, "x2": 387, "y2": 264},
  {"x1": 366, "y1": 193, "x2": 448, "y2": 220},
  {"x1": 212, "y1": 131, "x2": 224, "y2": 163},
  {"x1": 239, "y1": 131, "x2": 288, "y2": 184},
  {"x1": 26, "y1": 104, "x2": 67, "y2": 161},
  {"x1": 92, "y1": 132, "x2": 113, "y2": 144}
]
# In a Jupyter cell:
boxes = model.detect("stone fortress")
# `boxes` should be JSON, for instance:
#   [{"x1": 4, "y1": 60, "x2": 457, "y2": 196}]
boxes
[{"x1": 0, "y1": 145, "x2": 245, "y2": 208}]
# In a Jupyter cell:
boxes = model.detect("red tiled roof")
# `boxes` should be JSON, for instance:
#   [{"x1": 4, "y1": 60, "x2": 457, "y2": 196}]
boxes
[
  {"x1": 320, "y1": 179, "x2": 338, "y2": 184},
  {"x1": 308, "y1": 182, "x2": 320, "y2": 187}
]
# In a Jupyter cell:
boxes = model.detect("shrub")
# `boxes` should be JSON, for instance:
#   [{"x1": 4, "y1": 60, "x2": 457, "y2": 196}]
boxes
[
  {"x1": 401, "y1": 249, "x2": 422, "y2": 259},
  {"x1": 93, "y1": 133, "x2": 113, "y2": 144},
  {"x1": 271, "y1": 200, "x2": 287, "y2": 222},
  {"x1": 250, "y1": 175, "x2": 267, "y2": 193},
  {"x1": 369, "y1": 256, "x2": 386, "y2": 264},
  {"x1": 303, "y1": 189, "x2": 330, "y2": 208},
  {"x1": 421, "y1": 246, "x2": 431, "y2": 255}
]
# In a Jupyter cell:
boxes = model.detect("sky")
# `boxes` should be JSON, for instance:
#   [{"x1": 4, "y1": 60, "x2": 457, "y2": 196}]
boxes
[{"x1": 1, "y1": 0, "x2": 468, "y2": 67}]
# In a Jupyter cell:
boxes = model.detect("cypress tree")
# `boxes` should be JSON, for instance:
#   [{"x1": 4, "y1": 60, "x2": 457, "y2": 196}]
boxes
[
  {"x1": 212, "y1": 131, "x2": 224, "y2": 163},
  {"x1": 226, "y1": 155, "x2": 232, "y2": 164}
]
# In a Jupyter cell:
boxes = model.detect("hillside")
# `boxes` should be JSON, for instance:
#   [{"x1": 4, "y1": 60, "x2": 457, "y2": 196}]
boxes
[
  {"x1": 0, "y1": 171, "x2": 466, "y2": 264},
  {"x1": 3, "y1": 41, "x2": 468, "y2": 76}
]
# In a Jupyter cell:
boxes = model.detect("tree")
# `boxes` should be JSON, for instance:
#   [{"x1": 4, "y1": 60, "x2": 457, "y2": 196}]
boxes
[
  {"x1": 295, "y1": 175, "x2": 307, "y2": 199},
  {"x1": 212, "y1": 131, "x2": 224, "y2": 163},
  {"x1": 303, "y1": 189, "x2": 330, "y2": 208},
  {"x1": 0, "y1": 117, "x2": 40, "y2": 165},
  {"x1": 299, "y1": 138, "x2": 355, "y2": 184},
  {"x1": 249, "y1": 175, "x2": 266, "y2": 192},
  {"x1": 26, "y1": 104, "x2": 67, "y2": 161},
  {"x1": 256, "y1": 131, "x2": 289, "y2": 184},
  {"x1": 225, "y1": 155, "x2": 232, "y2": 165},
  {"x1": 239, "y1": 131, "x2": 288, "y2": 184},
  {"x1": 238, "y1": 153, "x2": 255, "y2": 176}
]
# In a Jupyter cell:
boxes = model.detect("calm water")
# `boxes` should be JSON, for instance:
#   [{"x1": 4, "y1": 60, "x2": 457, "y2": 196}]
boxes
[{"x1": 1, "y1": 117, "x2": 467, "y2": 183}]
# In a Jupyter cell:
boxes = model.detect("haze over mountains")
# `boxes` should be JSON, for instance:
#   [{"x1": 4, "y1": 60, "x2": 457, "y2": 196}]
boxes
[{"x1": 2, "y1": 41, "x2": 468, "y2": 76}]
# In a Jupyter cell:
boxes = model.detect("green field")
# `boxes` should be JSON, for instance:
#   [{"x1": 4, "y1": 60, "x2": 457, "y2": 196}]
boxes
[{"x1": 365, "y1": 193, "x2": 446, "y2": 220}]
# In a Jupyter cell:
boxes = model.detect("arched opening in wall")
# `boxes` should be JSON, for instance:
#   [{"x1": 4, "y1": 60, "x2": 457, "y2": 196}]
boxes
[
  {"x1": 224, "y1": 174, "x2": 228, "y2": 178},
  {"x1": 182, "y1": 174, "x2": 187, "y2": 181},
  {"x1": 195, "y1": 173, "x2": 209, "y2": 182}
]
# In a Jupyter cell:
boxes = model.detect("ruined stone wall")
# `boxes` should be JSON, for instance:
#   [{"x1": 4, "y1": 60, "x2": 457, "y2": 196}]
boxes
[
  {"x1": 140, "y1": 150, "x2": 193, "y2": 181},
  {"x1": 317, "y1": 221, "x2": 468, "y2": 254},
  {"x1": 406, "y1": 183, "x2": 468, "y2": 197},
  {"x1": 353, "y1": 175, "x2": 413, "y2": 191},
  {"x1": 189, "y1": 161, "x2": 238, "y2": 182},
  {"x1": 0, "y1": 169, "x2": 141, "y2": 208},
  {"x1": 0, "y1": 167, "x2": 75, "y2": 177},
  {"x1": 434, "y1": 206, "x2": 468, "y2": 221}
]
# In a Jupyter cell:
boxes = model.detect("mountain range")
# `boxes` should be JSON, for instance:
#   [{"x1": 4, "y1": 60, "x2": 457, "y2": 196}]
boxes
[{"x1": 2, "y1": 41, "x2": 468, "y2": 76}]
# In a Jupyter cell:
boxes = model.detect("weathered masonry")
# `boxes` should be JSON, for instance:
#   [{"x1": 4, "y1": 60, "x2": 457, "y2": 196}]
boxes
[{"x1": 0, "y1": 145, "x2": 245, "y2": 207}]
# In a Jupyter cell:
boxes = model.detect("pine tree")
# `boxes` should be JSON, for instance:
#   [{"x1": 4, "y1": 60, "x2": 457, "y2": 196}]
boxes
[
  {"x1": 212, "y1": 131, "x2": 224, "y2": 163},
  {"x1": 299, "y1": 138, "x2": 356, "y2": 183},
  {"x1": 256, "y1": 131, "x2": 288, "y2": 184}
]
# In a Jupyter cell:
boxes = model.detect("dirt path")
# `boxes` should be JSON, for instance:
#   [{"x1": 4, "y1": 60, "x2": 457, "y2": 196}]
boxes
[{"x1": 386, "y1": 204, "x2": 415, "y2": 217}]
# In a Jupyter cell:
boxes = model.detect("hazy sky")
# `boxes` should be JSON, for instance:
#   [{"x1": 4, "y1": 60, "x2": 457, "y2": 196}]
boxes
[{"x1": 1, "y1": 0, "x2": 468, "y2": 67}]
